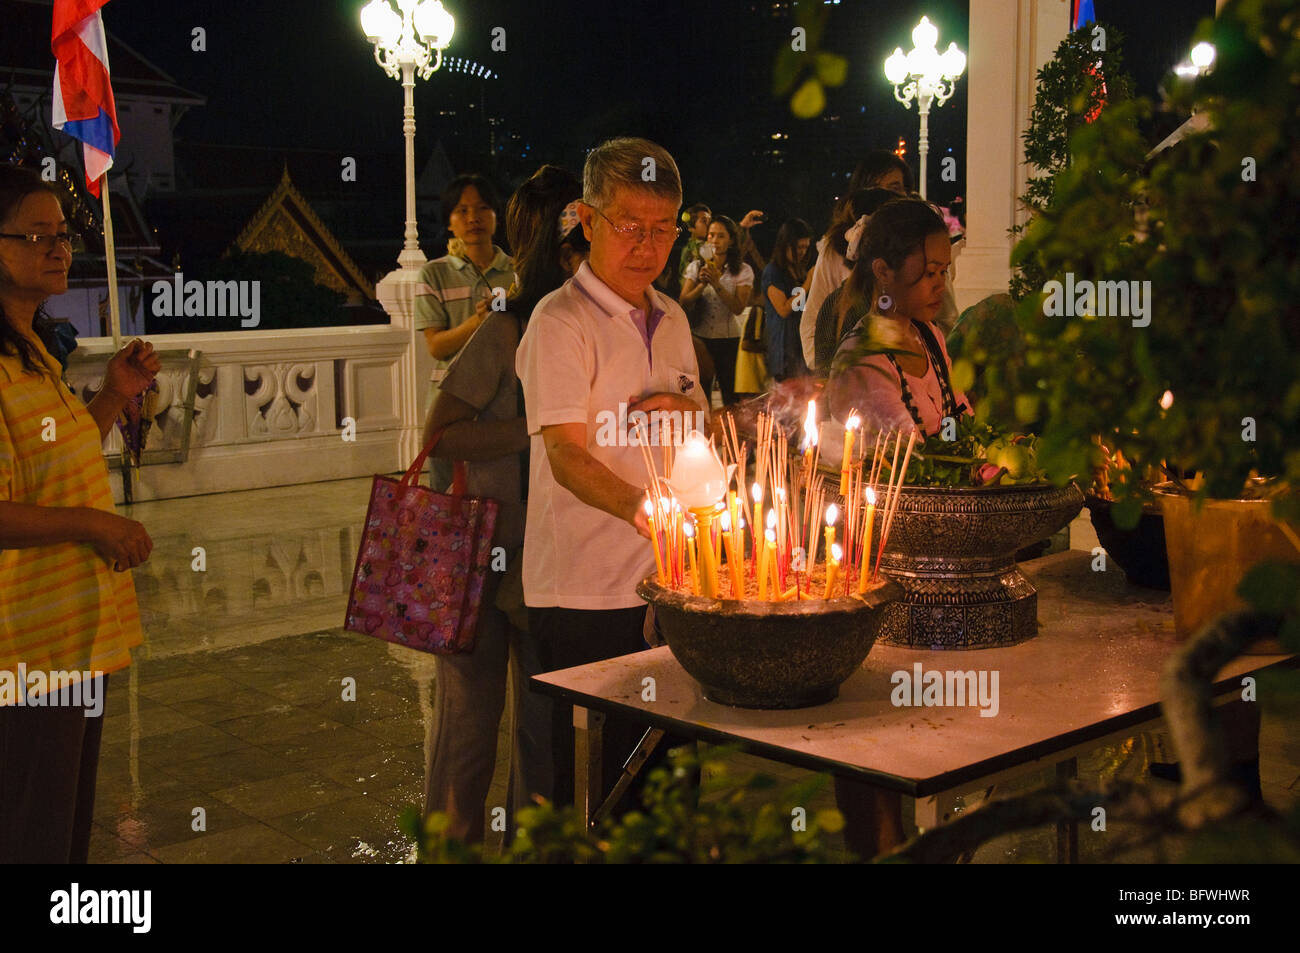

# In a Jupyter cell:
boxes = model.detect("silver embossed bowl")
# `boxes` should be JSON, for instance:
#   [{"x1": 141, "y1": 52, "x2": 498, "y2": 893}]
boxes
[
  {"x1": 850, "y1": 482, "x2": 1085, "y2": 649},
  {"x1": 637, "y1": 577, "x2": 902, "y2": 709}
]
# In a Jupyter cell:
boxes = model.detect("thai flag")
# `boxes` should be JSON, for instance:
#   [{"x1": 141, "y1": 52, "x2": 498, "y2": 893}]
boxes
[
  {"x1": 51, "y1": 0, "x2": 120, "y2": 198},
  {"x1": 1073, "y1": 0, "x2": 1097, "y2": 30}
]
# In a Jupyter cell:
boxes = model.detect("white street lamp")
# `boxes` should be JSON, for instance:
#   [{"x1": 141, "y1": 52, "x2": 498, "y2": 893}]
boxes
[
  {"x1": 884, "y1": 16, "x2": 965, "y2": 199},
  {"x1": 361, "y1": 0, "x2": 456, "y2": 269}
]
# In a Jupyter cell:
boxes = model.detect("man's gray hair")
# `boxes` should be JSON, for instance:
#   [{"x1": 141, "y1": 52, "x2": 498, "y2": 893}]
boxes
[{"x1": 582, "y1": 137, "x2": 682, "y2": 211}]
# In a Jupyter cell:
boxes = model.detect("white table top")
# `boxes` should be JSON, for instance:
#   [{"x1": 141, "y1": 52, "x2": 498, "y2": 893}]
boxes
[{"x1": 531, "y1": 550, "x2": 1296, "y2": 794}]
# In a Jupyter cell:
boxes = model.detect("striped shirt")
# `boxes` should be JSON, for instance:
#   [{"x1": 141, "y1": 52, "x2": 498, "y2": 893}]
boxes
[
  {"x1": 413, "y1": 248, "x2": 514, "y2": 379},
  {"x1": 0, "y1": 337, "x2": 142, "y2": 696}
]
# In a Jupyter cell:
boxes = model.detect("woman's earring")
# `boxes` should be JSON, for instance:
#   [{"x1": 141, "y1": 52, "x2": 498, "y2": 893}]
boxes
[{"x1": 877, "y1": 293, "x2": 893, "y2": 313}]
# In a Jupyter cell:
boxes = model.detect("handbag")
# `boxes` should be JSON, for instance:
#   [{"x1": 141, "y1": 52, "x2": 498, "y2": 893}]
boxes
[
  {"x1": 344, "y1": 431, "x2": 499, "y2": 654},
  {"x1": 740, "y1": 305, "x2": 766, "y2": 352}
]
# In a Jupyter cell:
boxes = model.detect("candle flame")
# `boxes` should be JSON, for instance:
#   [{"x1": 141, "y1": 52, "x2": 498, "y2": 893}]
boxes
[
  {"x1": 684, "y1": 521, "x2": 695, "y2": 539},
  {"x1": 719, "y1": 511, "x2": 731, "y2": 531},
  {"x1": 774, "y1": 486, "x2": 786, "y2": 502},
  {"x1": 766, "y1": 508, "x2": 777, "y2": 529},
  {"x1": 643, "y1": 498, "x2": 654, "y2": 515},
  {"x1": 802, "y1": 400, "x2": 818, "y2": 449},
  {"x1": 865, "y1": 486, "x2": 877, "y2": 505},
  {"x1": 826, "y1": 503, "x2": 839, "y2": 526},
  {"x1": 1159, "y1": 389, "x2": 1174, "y2": 410},
  {"x1": 846, "y1": 415, "x2": 861, "y2": 431},
  {"x1": 765, "y1": 528, "x2": 776, "y2": 543},
  {"x1": 751, "y1": 482, "x2": 763, "y2": 503},
  {"x1": 830, "y1": 542, "x2": 842, "y2": 562}
]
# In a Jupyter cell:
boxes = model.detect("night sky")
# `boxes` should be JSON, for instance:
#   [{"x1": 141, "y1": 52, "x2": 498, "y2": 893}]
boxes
[{"x1": 103, "y1": 0, "x2": 1216, "y2": 241}]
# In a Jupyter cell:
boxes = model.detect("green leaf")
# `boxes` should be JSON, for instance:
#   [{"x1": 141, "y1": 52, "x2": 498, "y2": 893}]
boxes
[
  {"x1": 1110, "y1": 497, "x2": 1143, "y2": 530},
  {"x1": 790, "y1": 78, "x2": 825, "y2": 119},
  {"x1": 1236, "y1": 561, "x2": 1300, "y2": 615},
  {"x1": 773, "y1": 46, "x2": 803, "y2": 97},
  {"x1": 951, "y1": 358, "x2": 975, "y2": 393},
  {"x1": 814, "y1": 53, "x2": 848, "y2": 87}
]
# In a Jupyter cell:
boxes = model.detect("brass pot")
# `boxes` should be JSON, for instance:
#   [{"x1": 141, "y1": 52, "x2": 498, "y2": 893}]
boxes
[{"x1": 1153, "y1": 483, "x2": 1297, "y2": 649}]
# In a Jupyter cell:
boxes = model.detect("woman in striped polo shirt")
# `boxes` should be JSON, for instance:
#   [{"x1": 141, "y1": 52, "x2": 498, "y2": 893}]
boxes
[{"x1": 0, "y1": 165, "x2": 161, "y2": 863}]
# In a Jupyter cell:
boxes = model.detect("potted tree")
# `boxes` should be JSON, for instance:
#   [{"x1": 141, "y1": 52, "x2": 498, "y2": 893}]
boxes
[{"x1": 984, "y1": 0, "x2": 1299, "y2": 642}]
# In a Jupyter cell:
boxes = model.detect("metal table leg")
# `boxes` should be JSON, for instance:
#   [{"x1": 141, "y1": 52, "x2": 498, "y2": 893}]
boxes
[
  {"x1": 1056, "y1": 757, "x2": 1079, "y2": 863},
  {"x1": 573, "y1": 706, "x2": 604, "y2": 830}
]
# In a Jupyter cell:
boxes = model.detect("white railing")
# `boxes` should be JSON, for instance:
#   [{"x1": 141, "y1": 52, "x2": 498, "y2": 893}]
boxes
[{"x1": 67, "y1": 323, "x2": 415, "y2": 504}]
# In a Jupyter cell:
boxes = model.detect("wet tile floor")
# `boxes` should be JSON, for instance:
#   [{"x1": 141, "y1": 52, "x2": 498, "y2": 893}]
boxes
[{"x1": 89, "y1": 477, "x2": 1299, "y2": 863}]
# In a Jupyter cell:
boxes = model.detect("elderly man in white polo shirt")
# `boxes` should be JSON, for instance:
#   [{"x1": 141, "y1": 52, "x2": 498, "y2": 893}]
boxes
[{"x1": 517, "y1": 137, "x2": 707, "y2": 807}]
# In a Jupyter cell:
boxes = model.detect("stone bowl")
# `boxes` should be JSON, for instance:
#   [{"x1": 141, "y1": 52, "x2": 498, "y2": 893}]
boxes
[
  {"x1": 637, "y1": 576, "x2": 903, "y2": 709},
  {"x1": 855, "y1": 482, "x2": 1085, "y2": 649}
]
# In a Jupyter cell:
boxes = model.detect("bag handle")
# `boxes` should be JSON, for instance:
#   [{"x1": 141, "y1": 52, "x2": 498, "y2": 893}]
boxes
[{"x1": 400, "y1": 428, "x2": 468, "y2": 495}]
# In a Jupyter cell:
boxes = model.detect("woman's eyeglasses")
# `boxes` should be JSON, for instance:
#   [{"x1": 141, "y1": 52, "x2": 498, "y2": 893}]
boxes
[
  {"x1": 0, "y1": 231, "x2": 83, "y2": 252},
  {"x1": 592, "y1": 208, "x2": 680, "y2": 246}
]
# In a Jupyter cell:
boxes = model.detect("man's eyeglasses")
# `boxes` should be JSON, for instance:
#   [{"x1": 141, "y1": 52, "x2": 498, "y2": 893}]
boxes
[
  {"x1": 592, "y1": 207, "x2": 680, "y2": 246},
  {"x1": 0, "y1": 231, "x2": 82, "y2": 252}
]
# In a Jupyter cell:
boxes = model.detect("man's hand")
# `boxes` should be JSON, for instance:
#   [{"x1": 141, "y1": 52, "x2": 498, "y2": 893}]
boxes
[
  {"x1": 629, "y1": 392, "x2": 698, "y2": 417},
  {"x1": 103, "y1": 340, "x2": 160, "y2": 400},
  {"x1": 739, "y1": 209, "x2": 765, "y2": 229},
  {"x1": 84, "y1": 508, "x2": 153, "y2": 571}
]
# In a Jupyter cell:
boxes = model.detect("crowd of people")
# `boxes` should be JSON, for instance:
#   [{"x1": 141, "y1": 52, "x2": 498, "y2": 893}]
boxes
[{"x1": 0, "y1": 138, "x2": 968, "y2": 861}]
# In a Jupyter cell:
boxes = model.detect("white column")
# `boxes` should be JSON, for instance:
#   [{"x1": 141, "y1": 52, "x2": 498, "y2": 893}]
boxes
[
  {"x1": 377, "y1": 268, "x2": 428, "y2": 464},
  {"x1": 954, "y1": 0, "x2": 1070, "y2": 311}
]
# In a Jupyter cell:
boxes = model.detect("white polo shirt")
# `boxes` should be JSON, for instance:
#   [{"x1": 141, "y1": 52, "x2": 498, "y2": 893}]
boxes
[{"x1": 517, "y1": 261, "x2": 708, "y2": 610}]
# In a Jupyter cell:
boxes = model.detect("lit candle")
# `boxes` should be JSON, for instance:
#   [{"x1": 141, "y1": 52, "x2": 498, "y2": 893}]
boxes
[
  {"x1": 758, "y1": 527, "x2": 776, "y2": 599},
  {"x1": 750, "y1": 482, "x2": 764, "y2": 568},
  {"x1": 738, "y1": 515, "x2": 747, "y2": 586},
  {"x1": 720, "y1": 511, "x2": 743, "y2": 598},
  {"x1": 841, "y1": 415, "x2": 860, "y2": 490},
  {"x1": 824, "y1": 503, "x2": 838, "y2": 562},
  {"x1": 684, "y1": 520, "x2": 700, "y2": 595},
  {"x1": 824, "y1": 542, "x2": 842, "y2": 599},
  {"x1": 802, "y1": 399, "x2": 818, "y2": 470},
  {"x1": 858, "y1": 486, "x2": 877, "y2": 593},
  {"x1": 768, "y1": 531, "x2": 782, "y2": 599},
  {"x1": 645, "y1": 498, "x2": 666, "y2": 585},
  {"x1": 775, "y1": 487, "x2": 788, "y2": 577}
]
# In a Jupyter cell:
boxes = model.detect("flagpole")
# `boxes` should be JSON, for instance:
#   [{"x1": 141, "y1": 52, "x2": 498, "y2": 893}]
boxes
[{"x1": 99, "y1": 173, "x2": 122, "y2": 349}]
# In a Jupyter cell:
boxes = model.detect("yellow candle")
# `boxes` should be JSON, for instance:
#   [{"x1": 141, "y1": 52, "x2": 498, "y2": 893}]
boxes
[
  {"x1": 824, "y1": 503, "x2": 838, "y2": 561},
  {"x1": 684, "y1": 521, "x2": 700, "y2": 595},
  {"x1": 758, "y1": 528, "x2": 775, "y2": 599},
  {"x1": 802, "y1": 399, "x2": 818, "y2": 471},
  {"x1": 841, "y1": 415, "x2": 860, "y2": 489},
  {"x1": 737, "y1": 516, "x2": 747, "y2": 582},
  {"x1": 645, "y1": 498, "x2": 666, "y2": 585},
  {"x1": 858, "y1": 487, "x2": 877, "y2": 594},
  {"x1": 768, "y1": 541, "x2": 781, "y2": 598},
  {"x1": 824, "y1": 542, "x2": 842, "y2": 599},
  {"x1": 775, "y1": 489, "x2": 788, "y2": 569},
  {"x1": 751, "y1": 483, "x2": 764, "y2": 563},
  {"x1": 720, "y1": 512, "x2": 743, "y2": 598}
]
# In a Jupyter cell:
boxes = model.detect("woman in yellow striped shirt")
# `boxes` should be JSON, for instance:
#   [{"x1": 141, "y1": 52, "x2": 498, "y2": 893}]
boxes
[{"x1": 0, "y1": 165, "x2": 160, "y2": 863}]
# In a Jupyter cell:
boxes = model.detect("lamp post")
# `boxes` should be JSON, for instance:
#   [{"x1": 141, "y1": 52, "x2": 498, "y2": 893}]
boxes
[
  {"x1": 884, "y1": 16, "x2": 966, "y2": 199},
  {"x1": 360, "y1": 0, "x2": 455, "y2": 270}
]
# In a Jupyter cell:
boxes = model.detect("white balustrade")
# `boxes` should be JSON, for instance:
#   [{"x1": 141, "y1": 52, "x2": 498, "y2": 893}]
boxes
[{"x1": 66, "y1": 324, "x2": 415, "y2": 503}]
